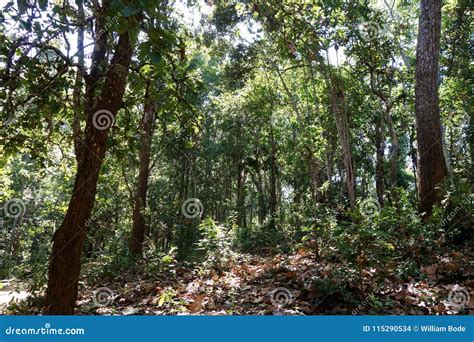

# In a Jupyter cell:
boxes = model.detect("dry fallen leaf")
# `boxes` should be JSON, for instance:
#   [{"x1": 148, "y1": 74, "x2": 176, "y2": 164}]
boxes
[{"x1": 188, "y1": 294, "x2": 205, "y2": 313}]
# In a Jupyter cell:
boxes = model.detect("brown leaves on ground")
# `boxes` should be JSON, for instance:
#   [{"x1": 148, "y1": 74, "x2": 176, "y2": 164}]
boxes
[
  {"x1": 69, "y1": 246, "x2": 472, "y2": 316},
  {"x1": 5, "y1": 246, "x2": 471, "y2": 316}
]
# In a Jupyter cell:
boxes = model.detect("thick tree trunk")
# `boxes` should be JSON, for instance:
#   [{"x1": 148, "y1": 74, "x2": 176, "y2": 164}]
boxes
[
  {"x1": 44, "y1": 33, "x2": 133, "y2": 315},
  {"x1": 129, "y1": 96, "x2": 156, "y2": 257},
  {"x1": 414, "y1": 0, "x2": 447, "y2": 216}
]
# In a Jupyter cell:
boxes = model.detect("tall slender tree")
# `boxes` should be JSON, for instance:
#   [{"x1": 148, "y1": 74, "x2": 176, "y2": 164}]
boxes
[{"x1": 129, "y1": 86, "x2": 156, "y2": 257}]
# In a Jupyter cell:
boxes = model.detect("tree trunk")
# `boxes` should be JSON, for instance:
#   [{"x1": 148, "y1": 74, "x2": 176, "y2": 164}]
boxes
[
  {"x1": 129, "y1": 94, "x2": 156, "y2": 257},
  {"x1": 375, "y1": 113, "x2": 385, "y2": 207},
  {"x1": 330, "y1": 82, "x2": 356, "y2": 210},
  {"x1": 44, "y1": 33, "x2": 133, "y2": 315},
  {"x1": 268, "y1": 127, "x2": 277, "y2": 231},
  {"x1": 385, "y1": 111, "x2": 399, "y2": 190},
  {"x1": 309, "y1": 151, "x2": 320, "y2": 258},
  {"x1": 236, "y1": 160, "x2": 246, "y2": 228},
  {"x1": 414, "y1": 0, "x2": 447, "y2": 216},
  {"x1": 72, "y1": 0, "x2": 85, "y2": 162}
]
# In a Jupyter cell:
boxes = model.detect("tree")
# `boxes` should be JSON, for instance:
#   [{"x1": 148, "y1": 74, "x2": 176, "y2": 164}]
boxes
[
  {"x1": 414, "y1": 0, "x2": 447, "y2": 217},
  {"x1": 129, "y1": 86, "x2": 156, "y2": 257},
  {"x1": 45, "y1": 28, "x2": 136, "y2": 315}
]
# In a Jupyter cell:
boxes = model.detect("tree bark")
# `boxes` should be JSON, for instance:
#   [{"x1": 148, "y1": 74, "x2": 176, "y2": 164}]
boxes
[
  {"x1": 330, "y1": 82, "x2": 356, "y2": 210},
  {"x1": 268, "y1": 126, "x2": 277, "y2": 231},
  {"x1": 72, "y1": 0, "x2": 85, "y2": 162},
  {"x1": 44, "y1": 32, "x2": 134, "y2": 315},
  {"x1": 385, "y1": 110, "x2": 399, "y2": 191},
  {"x1": 414, "y1": 0, "x2": 447, "y2": 216},
  {"x1": 375, "y1": 113, "x2": 386, "y2": 208},
  {"x1": 129, "y1": 93, "x2": 156, "y2": 257},
  {"x1": 236, "y1": 160, "x2": 247, "y2": 228}
]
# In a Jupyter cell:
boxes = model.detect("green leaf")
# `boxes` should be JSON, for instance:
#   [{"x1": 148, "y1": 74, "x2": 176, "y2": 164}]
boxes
[
  {"x1": 121, "y1": 6, "x2": 141, "y2": 17},
  {"x1": 148, "y1": 50, "x2": 162, "y2": 65},
  {"x1": 17, "y1": 0, "x2": 27, "y2": 14},
  {"x1": 38, "y1": 0, "x2": 48, "y2": 10}
]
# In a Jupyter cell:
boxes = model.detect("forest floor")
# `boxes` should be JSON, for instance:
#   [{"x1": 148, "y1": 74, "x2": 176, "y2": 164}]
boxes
[
  {"x1": 3, "y1": 246, "x2": 473, "y2": 315},
  {"x1": 0, "y1": 280, "x2": 28, "y2": 313}
]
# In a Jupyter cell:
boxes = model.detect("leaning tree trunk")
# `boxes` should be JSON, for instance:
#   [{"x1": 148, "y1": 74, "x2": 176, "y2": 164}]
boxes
[
  {"x1": 129, "y1": 94, "x2": 156, "y2": 257},
  {"x1": 414, "y1": 0, "x2": 447, "y2": 217},
  {"x1": 44, "y1": 33, "x2": 133, "y2": 315}
]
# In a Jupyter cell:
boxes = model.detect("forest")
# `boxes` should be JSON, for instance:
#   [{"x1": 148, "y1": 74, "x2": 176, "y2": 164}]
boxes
[{"x1": 0, "y1": 0, "x2": 472, "y2": 316}]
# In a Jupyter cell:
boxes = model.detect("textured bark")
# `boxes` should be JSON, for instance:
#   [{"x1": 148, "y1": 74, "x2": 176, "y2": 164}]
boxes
[
  {"x1": 72, "y1": 0, "x2": 85, "y2": 162},
  {"x1": 268, "y1": 127, "x2": 277, "y2": 231},
  {"x1": 375, "y1": 114, "x2": 385, "y2": 208},
  {"x1": 236, "y1": 160, "x2": 247, "y2": 228},
  {"x1": 249, "y1": 164, "x2": 266, "y2": 226},
  {"x1": 44, "y1": 33, "x2": 133, "y2": 315},
  {"x1": 129, "y1": 96, "x2": 156, "y2": 257},
  {"x1": 385, "y1": 111, "x2": 399, "y2": 191},
  {"x1": 330, "y1": 82, "x2": 356, "y2": 210},
  {"x1": 414, "y1": 0, "x2": 447, "y2": 216},
  {"x1": 309, "y1": 151, "x2": 320, "y2": 257}
]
